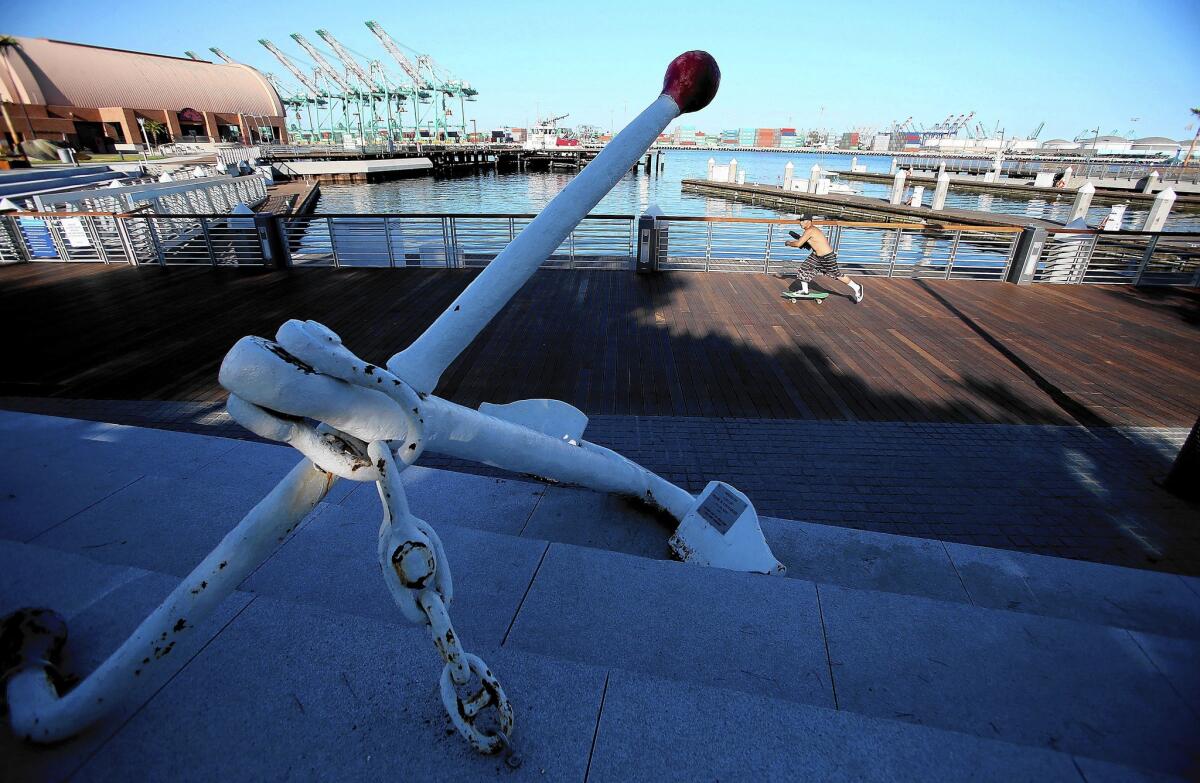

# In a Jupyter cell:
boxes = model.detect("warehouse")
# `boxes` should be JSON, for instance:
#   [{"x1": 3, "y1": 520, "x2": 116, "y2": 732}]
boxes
[{"x1": 0, "y1": 36, "x2": 286, "y2": 152}]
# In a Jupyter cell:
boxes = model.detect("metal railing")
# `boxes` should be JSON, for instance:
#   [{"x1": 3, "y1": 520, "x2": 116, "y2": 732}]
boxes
[
  {"x1": 1034, "y1": 230, "x2": 1200, "y2": 285},
  {"x1": 654, "y1": 217, "x2": 1020, "y2": 281},
  {"x1": 2, "y1": 210, "x2": 1197, "y2": 287},
  {"x1": 281, "y1": 213, "x2": 634, "y2": 269}
]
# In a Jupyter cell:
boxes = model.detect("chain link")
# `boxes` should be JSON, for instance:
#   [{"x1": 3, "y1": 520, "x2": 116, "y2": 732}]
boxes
[
  {"x1": 369, "y1": 440, "x2": 515, "y2": 755},
  {"x1": 236, "y1": 326, "x2": 516, "y2": 756}
]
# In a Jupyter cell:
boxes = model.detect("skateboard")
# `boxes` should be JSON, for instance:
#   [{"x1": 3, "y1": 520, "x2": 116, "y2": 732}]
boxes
[{"x1": 781, "y1": 290, "x2": 829, "y2": 304}]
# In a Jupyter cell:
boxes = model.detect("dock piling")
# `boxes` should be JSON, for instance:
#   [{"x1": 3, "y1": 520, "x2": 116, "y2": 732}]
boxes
[
  {"x1": 1068, "y1": 182, "x2": 1096, "y2": 223},
  {"x1": 1142, "y1": 188, "x2": 1176, "y2": 232},
  {"x1": 889, "y1": 168, "x2": 907, "y2": 205},
  {"x1": 932, "y1": 171, "x2": 950, "y2": 211}
]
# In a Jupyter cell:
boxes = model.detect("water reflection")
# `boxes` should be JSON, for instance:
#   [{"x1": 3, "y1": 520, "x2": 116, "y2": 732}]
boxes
[{"x1": 313, "y1": 149, "x2": 1198, "y2": 231}]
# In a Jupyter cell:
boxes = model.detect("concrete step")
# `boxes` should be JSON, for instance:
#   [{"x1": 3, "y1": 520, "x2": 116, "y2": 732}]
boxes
[
  {"x1": 4, "y1": 412, "x2": 1199, "y2": 777},
  {"x1": 5, "y1": 408, "x2": 1199, "y2": 642},
  {"x1": 3, "y1": 550, "x2": 1181, "y2": 782},
  {"x1": 0, "y1": 166, "x2": 129, "y2": 199}
]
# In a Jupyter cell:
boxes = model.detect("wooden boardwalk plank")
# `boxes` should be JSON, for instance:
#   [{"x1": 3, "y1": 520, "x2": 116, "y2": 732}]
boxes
[{"x1": 2, "y1": 263, "x2": 1197, "y2": 428}]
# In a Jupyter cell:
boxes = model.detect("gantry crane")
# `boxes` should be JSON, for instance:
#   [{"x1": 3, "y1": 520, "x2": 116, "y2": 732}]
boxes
[
  {"x1": 365, "y1": 20, "x2": 435, "y2": 136},
  {"x1": 366, "y1": 20, "x2": 476, "y2": 140},
  {"x1": 208, "y1": 47, "x2": 236, "y2": 64},
  {"x1": 184, "y1": 50, "x2": 203, "y2": 61},
  {"x1": 317, "y1": 28, "x2": 411, "y2": 143},
  {"x1": 259, "y1": 39, "x2": 338, "y2": 143}
]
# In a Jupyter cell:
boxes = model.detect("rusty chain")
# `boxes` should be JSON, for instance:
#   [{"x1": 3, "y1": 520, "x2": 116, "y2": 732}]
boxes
[
  {"x1": 369, "y1": 441, "x2": 517, "y2": 758},
  {"x1": 236, "y1": 323, "x2": 519, "y2": 758}
]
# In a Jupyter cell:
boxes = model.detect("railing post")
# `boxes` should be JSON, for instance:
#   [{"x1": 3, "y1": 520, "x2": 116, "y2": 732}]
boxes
[
  {"x1": 763, "y1": 223, "x2": 774, "y2": 272},
  {"x1": 704, "y1": 221, "x2": 713, "y2": 271},
  {"x1": 384, "y1": 217, "x2": 396, "y2": 268},
  {"x1": 945, "y1": 230, "x2": 962, "y2": 279},
  {"x1": 636, "y1": 206, "x2": 662, "y2": 274},
  {"x1": 2, "y1": 215, "x2": 32, "y2": 263},
  {"x1": 146, "y1": 218, "x2": 167, "y2": 267},
  {"x1": 114, "y1": 216, "x2": 138, "y2": 265},
  {"x1": 885, "y1": 228, "x2": 901, "y2": 276},
  {"x1": 253, "y1": 213, "x2": 290, "y2": 268},
  {"x1": 1005, "y1": 227, "x2": 1046, "y2": 285},
  {"x1": 1133, "y1": 234, "x2": 1159, "y2": 286},
  {"x1": 327, "y1": 217, "x2": 341, "y2": 268},
  {"x1": 198, "y1": 217, "x2": 217, "y2": 266}
]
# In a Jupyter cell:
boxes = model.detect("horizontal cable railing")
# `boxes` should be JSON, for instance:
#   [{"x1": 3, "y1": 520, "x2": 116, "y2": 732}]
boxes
[
  {"x1": 654, "y1": 217, "x2": 1021, "y2": 281},
  {"x1": 280, "y1": 214, "x2": 634, "y2": 269},
  {"x1": 2, "y1": 211, "x2": 1196, "y2": 287},
  {"x1": 1034, "y1": 231, "x2": 1200, "y2": 285}
]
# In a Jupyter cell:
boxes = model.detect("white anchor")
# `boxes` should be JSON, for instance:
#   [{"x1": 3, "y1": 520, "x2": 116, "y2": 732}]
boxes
[{"x1": 3, "y1": 51, "x2": 783, "y2": 757}]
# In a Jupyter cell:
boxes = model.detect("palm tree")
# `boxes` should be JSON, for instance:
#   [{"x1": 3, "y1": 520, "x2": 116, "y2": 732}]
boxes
[
  {"x1": 1184, "y1": 107, "x2": 1200, "y2": 165},
  {"x1": 141, "y1": 119, "x2": 166, "y2": 149},
  {"x1": 0, "y1": 36, "x2": 29, "y2": 161}
]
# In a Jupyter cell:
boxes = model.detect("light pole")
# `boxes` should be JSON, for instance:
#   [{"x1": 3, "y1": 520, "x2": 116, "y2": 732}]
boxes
[{"x1": 135, "y1": 116, "x2": 150, "y2": 162}]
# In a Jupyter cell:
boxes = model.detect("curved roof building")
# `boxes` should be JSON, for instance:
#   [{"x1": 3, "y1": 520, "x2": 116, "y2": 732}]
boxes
[
  {"x1": 0, "y1": 36, "x2": 287, "y2": 151},
  {"x1": 1130, "y1": 136, "x2": 1181, "y2": 154}
]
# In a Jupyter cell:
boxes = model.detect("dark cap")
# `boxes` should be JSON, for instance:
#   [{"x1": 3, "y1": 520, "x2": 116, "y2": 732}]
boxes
[{"x1": 797, "y1": 213, "x2": 814, "y2": 222}]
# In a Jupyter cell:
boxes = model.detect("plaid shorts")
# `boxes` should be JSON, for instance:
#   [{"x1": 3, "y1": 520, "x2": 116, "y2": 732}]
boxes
[{"x1": 796, "y1": 251, "x2": 841, "y2": 282}]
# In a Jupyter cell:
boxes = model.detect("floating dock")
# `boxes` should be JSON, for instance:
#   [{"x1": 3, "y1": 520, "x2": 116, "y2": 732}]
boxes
[
  {"x1": 836, "y1": 170, "x2": 1200, "y2": 207},
  {"x1": 680, "y1": 179, "x2": 1062, "y2": 229},
  {"x1": 256, "y1": 180, "x2": 321, "y2": 215}
]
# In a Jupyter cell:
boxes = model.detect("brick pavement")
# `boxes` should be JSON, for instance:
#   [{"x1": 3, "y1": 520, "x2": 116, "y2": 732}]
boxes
[{"x1": 4, "y1": 397, "x2": 1195, "y2": 575}]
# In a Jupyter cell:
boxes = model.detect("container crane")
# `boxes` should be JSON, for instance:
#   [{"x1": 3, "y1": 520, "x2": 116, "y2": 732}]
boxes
[
  {"x1": 315, "y1": 29, "x2": 395, "y2": 141},
  {"x1": 289, "y1": 33, "x2": 355, "y2": 94},
  {"x1": 208, "y1": 47, "x2": 236, "y2": 64},
  {"x1": 1028, "y1": 121, "x2": 1044, "y2": 140},
  {"x1": 184, "y1": 50, "x2": 203, "y2": 61},
  {"x1": 316, "y1": 30, "x2": 376, "y2": 91},
  {"x1": 259, "y1": 39, "x2": 335, "y2": 144},
  {"x1": 365, "y1": 20, "x2": 435, "y2": 135},
  {"x1": 290, "y1": 33, "x2": 369, "y2": 143}
]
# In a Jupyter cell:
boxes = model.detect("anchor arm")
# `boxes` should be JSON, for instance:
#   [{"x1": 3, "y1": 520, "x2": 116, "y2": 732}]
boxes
[{"x1": 5, "y1": 458, "x2": 335, "y2": 742}]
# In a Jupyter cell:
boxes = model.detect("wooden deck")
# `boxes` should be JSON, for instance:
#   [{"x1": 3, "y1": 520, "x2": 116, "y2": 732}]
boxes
[{"x1": 2, "y1": 263, "x2": 1197, "y2": 427}]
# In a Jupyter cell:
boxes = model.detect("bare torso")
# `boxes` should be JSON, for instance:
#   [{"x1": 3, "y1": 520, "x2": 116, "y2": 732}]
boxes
[{"x1": 792, "y1": 227, "x2": 833, "y2": 256}]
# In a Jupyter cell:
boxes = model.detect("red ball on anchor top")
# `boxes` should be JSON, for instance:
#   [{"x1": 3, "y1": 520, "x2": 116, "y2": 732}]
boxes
[{"x1": 661, "y1": 51, "x2": 720, "y2": 114}]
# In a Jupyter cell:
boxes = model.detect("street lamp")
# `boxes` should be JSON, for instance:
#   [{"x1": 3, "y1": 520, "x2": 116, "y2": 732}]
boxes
[{"x1": 135, "y1": 117, "x2": 150, "y2": 162}]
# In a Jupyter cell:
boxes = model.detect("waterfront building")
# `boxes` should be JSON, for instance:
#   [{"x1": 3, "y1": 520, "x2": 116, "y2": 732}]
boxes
[
  {"x1": 1130, "y1": 137, "x2": 1182, "y2": 157},
  {"x1": 0, "y1": 36, "x2": 286, "y2": 152}
]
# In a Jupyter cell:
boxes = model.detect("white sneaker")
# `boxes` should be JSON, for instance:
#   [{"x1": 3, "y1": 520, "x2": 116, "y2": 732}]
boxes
[{"x1": 853, "y1": 283, "x2": 864, "y2": 304}]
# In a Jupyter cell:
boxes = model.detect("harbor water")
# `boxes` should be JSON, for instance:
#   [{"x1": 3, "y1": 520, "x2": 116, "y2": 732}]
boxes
[{"x1": 313, "y1": 149, "x2": 1198, "y2": 232}]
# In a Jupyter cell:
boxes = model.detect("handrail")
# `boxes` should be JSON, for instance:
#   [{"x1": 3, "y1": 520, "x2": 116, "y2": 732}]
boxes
[
  {"x1": 7, "y1": 210, "x2": 1198, "y2": 239},
  {"x1": 658, "y1": 215, "x2": 1028, "y2": 232}
]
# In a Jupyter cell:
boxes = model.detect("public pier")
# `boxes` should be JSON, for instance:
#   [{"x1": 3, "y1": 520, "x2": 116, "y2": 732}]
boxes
[
  {"x1": 681, "y1": 179, "x2": 1063, "y2": 228},
  {"x1": 838, "y1": 169, "x2": 1200, "y2": 208},
  {"x1": 256, "y1": 144, "x2": 608, "y2": 182},
  {"x1": 3, "y1": 261, "x2": 1198, "y2": 576}
]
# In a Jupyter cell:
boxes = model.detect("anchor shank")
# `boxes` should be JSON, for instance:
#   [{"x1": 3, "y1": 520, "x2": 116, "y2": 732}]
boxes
[
  {"x1": 7, "y1": 459, "x2": 335, "y2": 743},
  {"x1": 387, "y1": 94, "x2": 681, "y2": 393}
]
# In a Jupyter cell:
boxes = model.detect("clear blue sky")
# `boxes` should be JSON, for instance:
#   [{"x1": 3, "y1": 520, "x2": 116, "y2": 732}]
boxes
[{"x1": 7, "y1": 0, "x2": 1199, "y2": 140}]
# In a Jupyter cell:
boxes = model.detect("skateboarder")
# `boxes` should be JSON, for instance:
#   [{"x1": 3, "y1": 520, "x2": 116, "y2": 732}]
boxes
[{"x1": 784, "y1": 214, "x2": 864, "y2": 303}]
